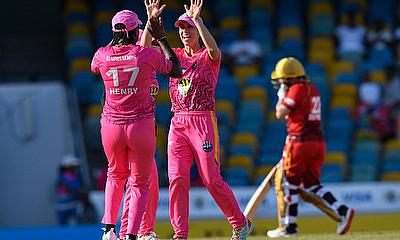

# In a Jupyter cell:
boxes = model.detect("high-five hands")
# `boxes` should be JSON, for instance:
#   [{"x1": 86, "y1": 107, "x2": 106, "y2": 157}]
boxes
[
  {"x1": 148, "y1": 16, "x2": 166, "y2": 41},
  {"x1": 144, "y1": 0, "x2": 166, "y2": 19},
  {"x1": 184, "y1": 0, "x2": 203, "y2": 20}
]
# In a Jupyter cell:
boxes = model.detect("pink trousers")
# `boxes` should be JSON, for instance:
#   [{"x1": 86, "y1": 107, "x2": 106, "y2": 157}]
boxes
[
  {"x1": 100, "y1": 116, "x2": 155, "y2": 235},
  {"x1": 119, "y1": 159, "x2": 159, "y2": 238},
  {"x1": 168, "y1": 111, "x2": 246, "y2": 239}
]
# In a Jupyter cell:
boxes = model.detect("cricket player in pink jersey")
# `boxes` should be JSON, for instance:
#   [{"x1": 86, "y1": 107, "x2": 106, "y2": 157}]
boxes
[
  {"x1": 91, "y1": 10, "x2": 181, "y2": 240},
  {"x1": 142, "y1": 0, "x2": 253, "y2": 239},
  {"x1": 118, "y1": 29, "x2": 161, "y2": 240},
  {"x1": 119, "y1": 75, "x2": 160, "y2": 240}
]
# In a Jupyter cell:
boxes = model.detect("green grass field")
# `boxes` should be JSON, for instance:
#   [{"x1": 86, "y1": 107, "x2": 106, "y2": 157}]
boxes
[
  {"x1": 190, "y1": 231, "x2": 400, "y2": 240},
  {"x1": 154, "y1": 213, "x2": 400, "y2": 239}
]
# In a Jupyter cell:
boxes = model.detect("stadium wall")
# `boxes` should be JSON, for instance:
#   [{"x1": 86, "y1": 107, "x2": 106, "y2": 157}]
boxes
[
  {"x1": 90, "y1": 182, "x2": 400, "y2": 220},
  {"x1": 0, "y1": 83, "x2": 76, "y2": 227}
]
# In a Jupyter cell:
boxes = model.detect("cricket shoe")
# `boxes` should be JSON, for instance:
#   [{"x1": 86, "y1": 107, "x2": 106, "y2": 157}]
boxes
[
  {"x1": 102, "y1": 228, "x2": 117, "y2": 240},
  {"x1": 231, "y1": 218, "x2": 254, "y2": 240},
  {"x1": 267, "y1": 228, "x2": 298, "y2": 238},
  {"x1": 336, "y1": 208, "x2": 355, "y2": 235},
  {"x1": 138, "y1": 232, "x2": 159, "y2": 240}
]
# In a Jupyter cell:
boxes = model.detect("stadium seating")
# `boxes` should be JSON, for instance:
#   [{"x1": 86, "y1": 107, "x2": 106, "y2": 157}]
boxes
[{"x1": 63, "y1": 0, "x2": 400, "y2": 187}]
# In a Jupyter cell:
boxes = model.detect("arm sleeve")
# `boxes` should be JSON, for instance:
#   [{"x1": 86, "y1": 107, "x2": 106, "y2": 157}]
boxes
[
  {"x1": 90, "y1": 50, "x2": 101, "y2": 74},
  {"x1": 282, "y1": 84, "x2": 306, "y2": 110}
]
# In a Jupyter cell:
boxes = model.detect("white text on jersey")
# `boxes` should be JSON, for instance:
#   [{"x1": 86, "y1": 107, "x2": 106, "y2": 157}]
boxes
[
  {"x1": 109, "y1": 88, "x2": 138, "y2": 95},
  {"x1": 106, "y1": 55, "x2": 136, "y2": 61}
]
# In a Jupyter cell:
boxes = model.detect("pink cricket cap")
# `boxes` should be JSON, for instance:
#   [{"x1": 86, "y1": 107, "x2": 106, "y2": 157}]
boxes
[
  {"x1": 111, "y1": 10, "x2": 142, "y2": 32},
  {"x1": 174, "y1": 13, "x2": 196, "y2": 27}
]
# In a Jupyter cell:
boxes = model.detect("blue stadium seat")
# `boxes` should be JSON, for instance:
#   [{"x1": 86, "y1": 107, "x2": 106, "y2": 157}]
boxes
[
  {"x1": 350, "y1": 163, "x2": 378, "y2": 181},
  {"x1": 95, "y1": 24, "x2": 113, "y2": 48},
  {"x1": 218, "y1": 125, "x2": 231, "y2": 149},
  {"x1": 262, "y1": 128, "x2": 286, "y2": 152},
  {"x1": 71, "y1": 71, "x2": 97, "y2": 104},
  {"x1": 383, "y1": 162, "x2": 400, "y2": 173},
  {"x1": 235, "y1": 121, "x2": 263, "y2": 135},
  {"x1": 280, "y1": 39, "x2": 305, "y2": 61},
  {"x1": 225, "y1": 167, "x2": 250, "y2": 185},
  {"x1": 83, "y1": 116, "x2": 102, "y2": 151},
  {"x1": 65, "y1": 12, "x2": 90, "y2": 26},
  {"x1": 367, "y1": 0, "x2": 396, "y2": 25},
  {"x1": 335, "y1": 72, "x2": 359, "y2": 85},
  {"x1": 230, "y1": 144, "x2": 255, "y2": 156},
  {"x1": 330, "y1": 107, "x2": 352, "y2": 120},
  {"x1": 66, "y1": 38, "x2": 93, "y2": 60},
  {"x1": 94, "y1": 0, "x2": 117, "y2": 12},
  {"x1": 216, "y1": 75, "x2": 240, "y2": 104},
  {"x1": 245, "y1": 75, "x2": 267, "y2": 86},
  {"x1": 326, "y1": 140, "x2": 351, "y2": 154},
  {"x1": 257, "y1": 153, "x2": 281, "y2": 166},
  {"x1": 328, "y1": 119, "x2": 354, "y2": 131},
  {"x1": 368, "y1": 47, "x2": 394, "y2": 67},
  {"x1": 358, "y1": 60, "x2": 386, "y2": 73},
  {"x1": 354, "y1": 141, "x2": 381, "y2": 152},
  {"x1": 351, "y1": 150, "x2": 380, "y2": 166},
  {"x1": 321, "y1": 163, "x2": 345, "y2": 182},
  {"x1": 310, "y1": 14, "x2": 335, "y2": 36},
  {"x1": 155, "y1": 103, "x2": 172, "y2": 126},
  {"x1": 384, "y1": 151, "x2": 400, "y2": 163}
]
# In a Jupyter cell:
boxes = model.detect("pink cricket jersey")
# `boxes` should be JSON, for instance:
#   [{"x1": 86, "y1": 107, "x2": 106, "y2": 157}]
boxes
[
  {"x1": 169, "y1": 48, "x2": 221, "y2": 112},
  {"x1": 91, "y1": 45, "x2": 172, "y2": 122}
]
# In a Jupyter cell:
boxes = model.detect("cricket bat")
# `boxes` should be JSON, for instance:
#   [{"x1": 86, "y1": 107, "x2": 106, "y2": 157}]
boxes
[{"x1": 244, "y1": 163, "x2": 279, "y2": 219}]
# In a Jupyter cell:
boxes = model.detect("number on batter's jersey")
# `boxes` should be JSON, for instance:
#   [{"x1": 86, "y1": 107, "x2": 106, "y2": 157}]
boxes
[
  {"x1": 308, "y1": 96, "x2": 321, "y2": 121},
  {"x1": 106, "y1": 67, "x2": 139, "y2": 87}
]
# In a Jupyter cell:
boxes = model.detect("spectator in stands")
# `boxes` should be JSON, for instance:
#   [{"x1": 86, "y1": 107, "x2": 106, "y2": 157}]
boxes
[
  {"x1": 386, "y1": 65, "x2": 400, "y2": 140},
  {"x1": 385, "y1": 65, "x2": 400, "y2": 106},
  {"x1": 366, "y1": 20, "x2": 393, "y2": 50},
  {"x1": 55, "y1": 154, "x2": 83, "y2": 225},
  {"x1": 335, "y1": 11, "x2": 367, "y2": 59},
  {"x1": 358, "y1": 72, "x2": 383, "y2": 113},
  {"x1": 226, "y1": 28, "x2": 263, "y2": 73},
  {"x1": 394, "y1": 19, "x2": 400, "y2": 61},
  {"x1": 355, "y1": 70, "x2": 396, "y2": 142}
]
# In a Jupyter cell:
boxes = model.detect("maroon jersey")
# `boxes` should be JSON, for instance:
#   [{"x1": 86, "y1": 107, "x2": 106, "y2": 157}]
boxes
[{"x1": 281, "y1": 82, "x2": 323, "y2": 139}]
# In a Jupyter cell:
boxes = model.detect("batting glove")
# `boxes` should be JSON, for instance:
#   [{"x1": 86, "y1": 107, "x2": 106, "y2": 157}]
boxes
[{"x1": 277, "y1": 83, "x2": 287, "y2": 100}]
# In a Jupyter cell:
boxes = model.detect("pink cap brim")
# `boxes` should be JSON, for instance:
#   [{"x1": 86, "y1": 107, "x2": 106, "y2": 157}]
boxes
[{"x1": 175, "y1": 14, "x2": 196, "y2": 27}]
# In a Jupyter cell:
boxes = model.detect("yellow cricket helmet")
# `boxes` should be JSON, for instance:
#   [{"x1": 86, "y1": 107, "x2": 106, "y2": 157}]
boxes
[{"x1": 271, "y1": 57, "x2": 306, "y2": 79}]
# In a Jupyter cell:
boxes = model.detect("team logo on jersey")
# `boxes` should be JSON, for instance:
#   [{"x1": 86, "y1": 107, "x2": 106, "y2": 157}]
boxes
[
  {"x1": 202, "y1": 140, "x2": 213, "y2": 152},
  {"x1": 178, "y1": 77, "x2": 192, "y2": 96},
  {"x1": 149, "y1": 84, "x2": 159, "y2": 96}
]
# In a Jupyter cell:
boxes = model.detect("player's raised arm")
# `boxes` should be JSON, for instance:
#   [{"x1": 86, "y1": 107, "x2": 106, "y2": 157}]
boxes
[
  {"x1": 141, "y1": 0, "x2": 166, "y2": 46},
  {"x1": 184, "y1": 0, "x2": 220, "y2": 60},
  {"x1": 148, "y1": 16, "x2": 182, "y2": 78}
]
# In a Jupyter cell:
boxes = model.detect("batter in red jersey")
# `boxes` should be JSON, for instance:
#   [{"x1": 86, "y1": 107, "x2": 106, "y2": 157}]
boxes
[
  {"x1": 91, "y1": 10, "x2": 181, "y2": 240},
  {"x1": 266, "y1": 57, "x2": 355, "y2": 238},
  {"x1": 141, "y1": 0, "x2": 253, "y2": 239}
]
